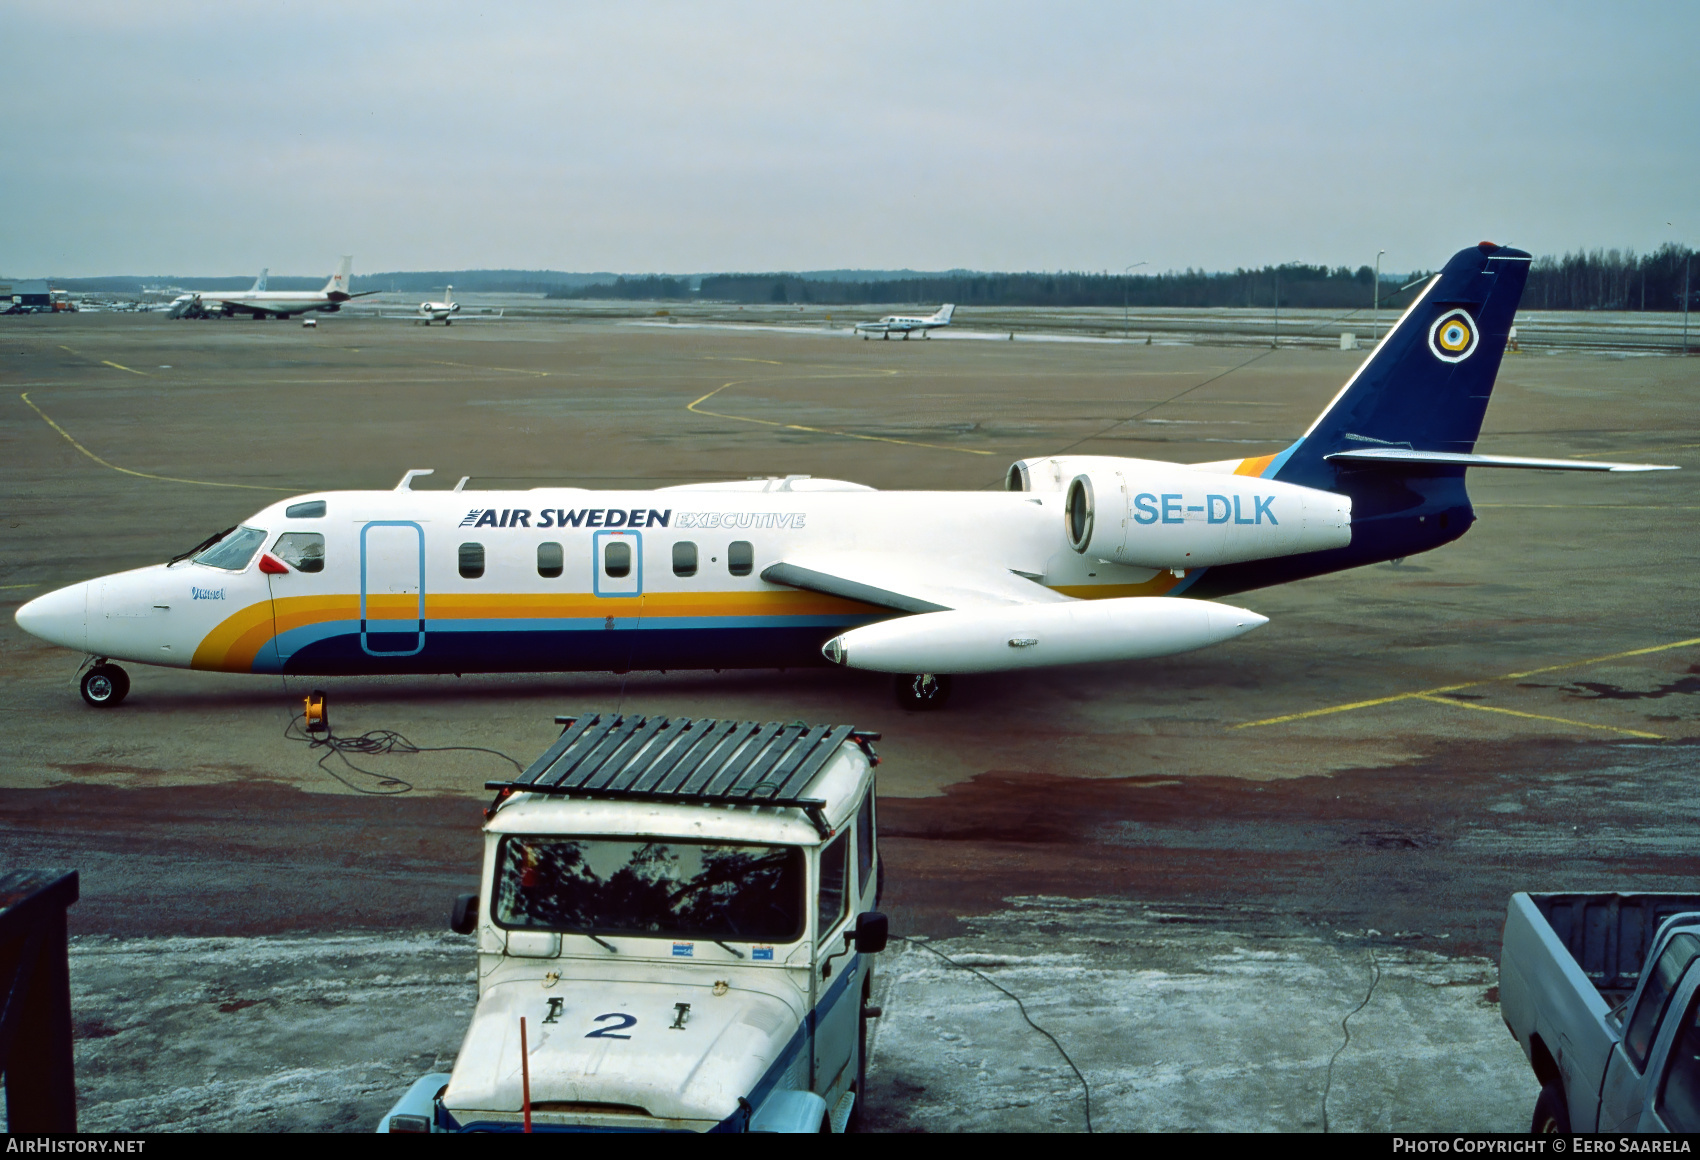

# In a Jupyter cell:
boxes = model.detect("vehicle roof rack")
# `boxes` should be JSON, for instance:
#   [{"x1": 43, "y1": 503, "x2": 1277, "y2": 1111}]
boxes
[{"x1": 484, "y1": 714, "x2": 880, "y2": 837}]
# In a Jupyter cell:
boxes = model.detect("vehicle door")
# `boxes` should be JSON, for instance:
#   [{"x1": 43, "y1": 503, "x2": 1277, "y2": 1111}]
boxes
[
  {"x1": 1600, "y1": 932, "x2": 1700, "y2": 1129},
  {"x1": 1637, "y1": 970, "x2": 1700, "y2": 1131},
  {"x1": 360, "y1": 521, "x2": 425, "y2": 656},
  {"x1": 811, "y1": 826, "x2": 858, "y2": 1105}
]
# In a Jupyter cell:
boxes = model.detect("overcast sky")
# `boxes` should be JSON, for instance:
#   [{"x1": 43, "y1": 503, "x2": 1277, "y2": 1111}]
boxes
[{"x1": 2, "y1": 1, "x2": 1695, "y2": 278}]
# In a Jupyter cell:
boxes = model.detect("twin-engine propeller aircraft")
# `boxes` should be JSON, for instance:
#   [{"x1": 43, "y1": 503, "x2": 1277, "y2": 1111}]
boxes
[
  {"x1": 166, "y1": 256, "x2": 379, "y2": 320},
  {"x1": 855, "y1": 303, "x2": 954, "y2": 339},
  {"x1": 18, "y1": 243, "x2": 1675, "y2": 710}
]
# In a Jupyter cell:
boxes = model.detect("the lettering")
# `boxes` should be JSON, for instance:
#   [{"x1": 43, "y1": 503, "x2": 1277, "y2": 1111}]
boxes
[
  {"x1": 585, "y1": 509, "x2": 604, "y2": 527},
  {"x1": 510, "y1": 509, "x2": 531, "y2": 528},
  {"x1": 1133, "y1": 494, "x2": 1159, "y2": 524},
  {"x1": 604, "y1": 509, "x2": 626, "y2": 528},
  {"x1": 1254, "y1": 495, "x2": 1277, "y2": 524},
  {"x1": 627, "y1": 508, "x2": 645, "y2": 528},
  {"x1": 539, "y1": 509, "x2": 555, "y2": 529},
  {"x1": 191, "y1": 587, "x2": 225, "y2": 600},
  {"x1": 1161, "y1": 494, "x2": 1184, "y2": 524},
  {"x1": 1207, "y1": 495, "x2": 1231, "y2": 524},
  {"x1": 474, "y1": 509, "x2": 499, "y2": 528},
  {"x1": 559, "y1": 509, "x2": 587, "y2": 527},
  {"x1": 1233, "y1": 495, "x2": 1256, "y2": 525},
  {"x1": 647, "y1": 509, "x2": 670, "y2": 528}
]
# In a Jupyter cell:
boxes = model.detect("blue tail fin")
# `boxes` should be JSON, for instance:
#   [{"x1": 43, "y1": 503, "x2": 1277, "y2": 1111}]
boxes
[{"x1": 1271, "y1": 242, "x2": 1530, "y2": 490}]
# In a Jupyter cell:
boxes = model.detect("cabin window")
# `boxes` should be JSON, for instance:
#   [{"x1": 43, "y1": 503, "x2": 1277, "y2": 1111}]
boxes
[
  {"x1": 285, "y1": 500, "x2": 326, "y2": 519},
  {"x1": 194, "y1": 526, "x2": 267, "y2": 572},
  {"x1": 816, "y1": 830, "x2": 851, "y2": 939},
  {"x1": 856, "y1": 793, "x2": 876, "y2": 893},
  {"x1": 459, "y1": 542, "x2": 485, "y2": 579},
  {"x1": 672, "y1": 541, "x2": 698, "y2": 577},
  {"x1": 271, "y1": 533, "x2": 325, "y2": 573},
  {"x1": 604, "y1": 540, "x2": 632, "y2": 579},
  {"x1": 1628, "y1": 934, "x2": 1700, "y2": 1069},
  {"x1": 537, "y1": 541, "x2": 563, "y2": 578},
  {"x1": 1658, "y1": 989, "x2": 1700, "y2": 1131},
  {"x1": 728, "y1": 540, "x2": 753, "y2": 577}
]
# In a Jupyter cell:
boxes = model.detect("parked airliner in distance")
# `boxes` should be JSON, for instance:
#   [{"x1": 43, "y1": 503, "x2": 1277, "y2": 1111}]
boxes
[
  {"x1": 18, "y1": 244, "x2": 1675, "y2": 710},
  {"x1": 855, "y1": 303, "x2": 954, "y2": 339},
  {"x1": 166, "y1": 256, "x2": 379, "y2": 320}
]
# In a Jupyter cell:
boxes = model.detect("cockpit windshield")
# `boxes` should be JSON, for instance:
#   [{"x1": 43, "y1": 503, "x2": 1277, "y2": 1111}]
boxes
[
  {"x1": 494, "y1": 836, "x2": 806, "y2": 943},
  {"x1": 191, "y1": 525, "x2": 268, "y2": 572}
]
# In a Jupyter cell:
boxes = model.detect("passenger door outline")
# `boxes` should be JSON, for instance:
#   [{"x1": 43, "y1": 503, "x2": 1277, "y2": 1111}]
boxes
[
  {"x1": 359, "y1": 520, "x2": 425, "y2": 656},
  {"x1": 592, "y1": 530, "x2": 642, "y2": 598}
]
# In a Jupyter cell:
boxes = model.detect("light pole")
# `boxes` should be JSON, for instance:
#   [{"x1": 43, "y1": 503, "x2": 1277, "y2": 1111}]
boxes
[
  {"x1": 1123, "y1": 262, "x2": 1147, "y2": 340},
  {"x1": 1668, "y1": 222, "x2": 1689, "y2": 357},
  {"x1": 1373, "y1": 249, "x2": 1385, "y2": 345}
]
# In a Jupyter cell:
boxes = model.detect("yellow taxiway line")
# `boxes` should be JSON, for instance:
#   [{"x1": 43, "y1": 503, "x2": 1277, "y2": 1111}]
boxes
[
  {"x1": 1232, "y1": 635, "x2": 1700, "y2": 731},
  {"x1": 688, "y1": 369, "x2": 996, "y2": 456},
  {"x1": 1411, "y1": 693, "x2": 1664, "y2": 740},
  {"x1": 19, "y1": 392, "x2": 295, "y2": 492}
]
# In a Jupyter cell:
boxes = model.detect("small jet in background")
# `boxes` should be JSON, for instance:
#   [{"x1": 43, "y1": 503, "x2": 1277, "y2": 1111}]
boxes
[
  {"x1": 856, "y1": 303, "x2": 954, "y2": 340},
  {"x1": 393, "y1": 286, "x2": 503, "y2": 325},
  {"x1": 166, "y1": 257, "x2": 379, "y2": 320}
]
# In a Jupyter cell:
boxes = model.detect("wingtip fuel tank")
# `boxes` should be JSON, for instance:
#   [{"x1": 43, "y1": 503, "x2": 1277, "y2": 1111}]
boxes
[{"x1": 820, "y1": 596, "x2": 1267, "y2": 674}]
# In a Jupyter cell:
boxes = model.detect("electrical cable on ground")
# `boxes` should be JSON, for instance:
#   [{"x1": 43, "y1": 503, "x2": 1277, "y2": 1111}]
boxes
[
  {"x1": 1321, "y1": 946, "x2": 1380, "y2": 1133},
  {"x1": 283, "y1": 710, "x2": 525, "y2": 796},
  {"x1": 900, "y1": 936, "x2": 1092, "y2": 1133}
]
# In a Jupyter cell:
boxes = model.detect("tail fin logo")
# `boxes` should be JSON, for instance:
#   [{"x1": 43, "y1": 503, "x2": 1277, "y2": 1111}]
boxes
[{"x1": 1428, "y1": 309, "x2": 1479, "y2": 363}]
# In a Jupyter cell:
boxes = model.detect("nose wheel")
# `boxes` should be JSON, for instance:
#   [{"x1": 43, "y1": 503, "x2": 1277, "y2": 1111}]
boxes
[
  {"x1": 80, "y1": 662, "x2": 130, "y2": 708},
  {"x1": 894, "y1": 673, "x2": 952, "y2": 711}
]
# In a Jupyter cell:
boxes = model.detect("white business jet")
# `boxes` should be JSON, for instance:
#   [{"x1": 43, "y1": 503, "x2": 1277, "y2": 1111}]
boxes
[
  {"x1": 394, "y1": 286, "x2": 503, "y2": 325},
  {"x1": 855, "y1": 303, "x2": 954, "y2": 339},
  {"x1": 166, "y1": 256, "x2": 379, "y2": 320},
  {"x1": 18, "y1": 244, "x2": 1675, "y2": 710}
]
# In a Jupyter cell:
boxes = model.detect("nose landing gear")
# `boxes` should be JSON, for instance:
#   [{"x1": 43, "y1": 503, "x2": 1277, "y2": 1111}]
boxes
[
  {"x1": 894, "y1": 673, "x2": 952, "y2": 711},
  {"x1": 79, "y1": 661, "x2": 130, "y2": 708}
]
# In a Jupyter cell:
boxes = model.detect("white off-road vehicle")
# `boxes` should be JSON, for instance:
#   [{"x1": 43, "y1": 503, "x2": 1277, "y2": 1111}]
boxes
[{"x1": 379, "y1": 714, "x2": 888, "y2": 1133}]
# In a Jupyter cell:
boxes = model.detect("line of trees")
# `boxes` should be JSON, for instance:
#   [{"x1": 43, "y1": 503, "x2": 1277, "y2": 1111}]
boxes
[
  {"x1": 556, "y1": 265, "x2": 1424, "y2": 309},
  {"x1": 551, "y1": 246, "x2": 1697, "y2": 311},
  {"x1": 1524, "y1": 245, "x2": 1695, "y2": 311}
]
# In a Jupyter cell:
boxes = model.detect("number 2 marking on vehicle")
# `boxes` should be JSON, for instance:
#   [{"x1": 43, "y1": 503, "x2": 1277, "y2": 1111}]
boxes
[{"x1": 586, "y1": 1012, "x2": 636, "y2": 1039}]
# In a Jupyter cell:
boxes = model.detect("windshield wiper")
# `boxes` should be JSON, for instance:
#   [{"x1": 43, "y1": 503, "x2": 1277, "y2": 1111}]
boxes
[
  {"x1": 168, "y1": 525, "x2": 236, "y2": 566},
  {"x1": 714, "y1": 940, "x2": 746, "y2": 959},
  {"x1": 586, "y1": 932, "x2": 618, "y2": 954}
]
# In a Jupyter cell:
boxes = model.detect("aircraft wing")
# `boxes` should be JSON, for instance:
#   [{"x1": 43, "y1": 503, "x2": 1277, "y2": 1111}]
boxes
[{"x1": 761, "y1": 552, "x2": 1068, "y2": 612}]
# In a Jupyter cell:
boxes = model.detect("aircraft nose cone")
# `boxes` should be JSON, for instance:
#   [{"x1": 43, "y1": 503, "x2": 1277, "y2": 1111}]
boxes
[
  {"x1": 821, "y1": 636, "x2": 846, "y2": 666},
  {"x1": 15, "y1": 581, "x2": 90, "y2": 652}
]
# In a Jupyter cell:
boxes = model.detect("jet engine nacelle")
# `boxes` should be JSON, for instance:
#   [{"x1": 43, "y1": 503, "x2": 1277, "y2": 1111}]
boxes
[{"x1": 1056, "y1": 460, "x2": 1351, "y2": 570}]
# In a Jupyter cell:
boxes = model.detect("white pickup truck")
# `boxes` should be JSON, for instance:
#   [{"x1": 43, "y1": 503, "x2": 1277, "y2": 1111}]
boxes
[
  {"x1": 1499, "y1": 892, "x2": 1700, "y2": 1133},
  {"x1": 379, "y1": 714, "x2": 889, "y2": 1133}
]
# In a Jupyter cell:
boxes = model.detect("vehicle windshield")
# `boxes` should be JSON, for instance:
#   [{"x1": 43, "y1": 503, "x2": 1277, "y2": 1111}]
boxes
[
  {"x1": 192, "y1": 525, "x2": 268, "y2": 571},
  {"x1": 494, "y1": 836, "x2": 805, "y2": 943}
]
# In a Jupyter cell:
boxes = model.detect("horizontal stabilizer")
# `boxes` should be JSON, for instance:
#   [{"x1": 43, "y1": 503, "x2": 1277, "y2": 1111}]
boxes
[
  {"x1": 1326, "y1": 448, "x2": 1678, "y2": 473},
  {"x1": 762, "y1": 553, "x2": 1066, "y2": 613}
]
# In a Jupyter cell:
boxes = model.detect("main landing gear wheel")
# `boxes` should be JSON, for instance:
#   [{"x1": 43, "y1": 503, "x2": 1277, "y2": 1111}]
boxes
[
  {"x1": 894, "y1": 673, "x2": 951, "y2": 711},
  {"x1": 80, "y1": 663, "x2": 130, "y2": 708}
]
